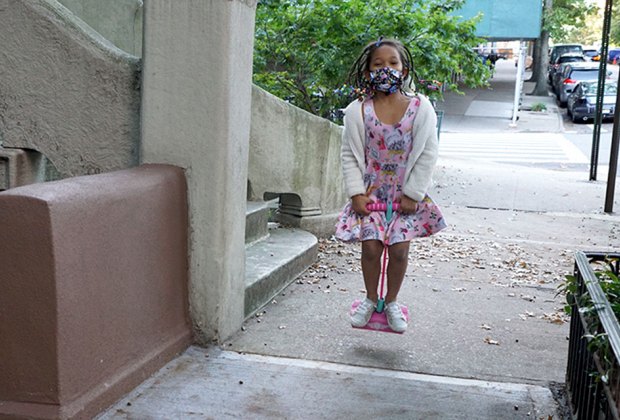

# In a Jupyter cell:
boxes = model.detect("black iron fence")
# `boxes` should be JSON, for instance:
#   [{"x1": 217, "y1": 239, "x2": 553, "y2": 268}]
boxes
[{"x1": 567, "y1": 251, "x2": 620, "y2": 419}]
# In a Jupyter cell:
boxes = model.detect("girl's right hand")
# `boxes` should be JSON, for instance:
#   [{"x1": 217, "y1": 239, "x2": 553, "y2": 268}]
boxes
[{"x1": 351, "y1": 194, "x2": 373, "y2": 216}]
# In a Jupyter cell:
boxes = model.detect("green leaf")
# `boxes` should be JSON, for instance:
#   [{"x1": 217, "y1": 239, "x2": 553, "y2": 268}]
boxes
[{"x1": 253, "y1": 0, "x2": 489, "y2": 121}]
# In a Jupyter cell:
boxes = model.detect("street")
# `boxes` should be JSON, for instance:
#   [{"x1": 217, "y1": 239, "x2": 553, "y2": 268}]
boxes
[{"x1": 439, "y1": 59, "x2": 619, "y2": 173}]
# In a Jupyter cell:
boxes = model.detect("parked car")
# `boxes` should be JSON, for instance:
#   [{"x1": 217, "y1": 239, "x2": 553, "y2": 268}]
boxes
[
  {"x1": 567, "y1": 81, "x2": 617, "y2": 123},
  {"x1": 553, "y1": 62, "x2": 609, "y2": 107},
  {"x1": 582, "y1": 47, "x2": 600, "y2": 61},
  {"x1": 548, "y1": 53, "x2": 586, "y2": 84},
  {"x1": 549, "y1": 44, "x2": 583, "y2": 65},
  {"x1": 550, "y1": 61, "x2": 581, "y2": 94},
  {"x1": 608, "y1": 48, "x2": 620, "y2": 63}
]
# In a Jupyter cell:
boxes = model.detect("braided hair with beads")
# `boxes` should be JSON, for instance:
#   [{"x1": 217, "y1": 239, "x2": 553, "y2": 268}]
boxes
[{"x1": 347, "y1": 37, "x2": 416, "y2": 100}]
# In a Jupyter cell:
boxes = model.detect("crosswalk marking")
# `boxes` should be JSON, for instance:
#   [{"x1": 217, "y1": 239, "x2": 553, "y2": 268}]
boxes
[
  {"x1": 439, "y1": 132, "x2": 589, "y2": 164},
  {"x1": 586, "y1": 125, "x2": 608, "y2": 133}
]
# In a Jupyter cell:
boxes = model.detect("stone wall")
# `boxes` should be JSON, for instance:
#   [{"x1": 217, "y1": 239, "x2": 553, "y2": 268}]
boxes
[
  {"x1": 0, "y1": 0, "x2": 140, "y2": 178},
  {"x1": 249, "y1": 85, "x2": 346, "y2": 236},
  {"x1": 57, "y1": 0, "x2": 143, "y2": 56},
  {"x1": 16, "y1": 0, "x2": 347, "y2": 236}
]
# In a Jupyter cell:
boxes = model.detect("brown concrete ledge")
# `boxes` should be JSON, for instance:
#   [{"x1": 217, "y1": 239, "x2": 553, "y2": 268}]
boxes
[{"x1": 0, "y1": 164, "x2": 192, "y2": 419}]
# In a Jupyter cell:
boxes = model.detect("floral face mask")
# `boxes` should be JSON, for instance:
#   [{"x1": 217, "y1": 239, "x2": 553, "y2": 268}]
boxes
[{"x1": 369, "y1": 67, "x2": 404, "y2": 94}]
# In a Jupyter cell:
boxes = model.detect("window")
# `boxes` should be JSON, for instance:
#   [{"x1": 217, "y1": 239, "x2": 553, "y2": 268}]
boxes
[
  {"x1": 570, "y1": 70, "x2": 599, "y2": 81},
  {"x1": 580, "y1": 82, "x2": 617, "y2": 96}
]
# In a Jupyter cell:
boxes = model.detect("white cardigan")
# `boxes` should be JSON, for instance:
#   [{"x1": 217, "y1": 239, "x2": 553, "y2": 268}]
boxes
[{"x1": 340, "y1": 94, "x2": 439, "y2": 202}]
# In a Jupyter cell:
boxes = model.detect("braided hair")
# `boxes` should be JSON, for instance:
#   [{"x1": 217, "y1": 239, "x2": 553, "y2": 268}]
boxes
[{"x1": 348, "y1": 37, "x2": 416, "y2": 98}]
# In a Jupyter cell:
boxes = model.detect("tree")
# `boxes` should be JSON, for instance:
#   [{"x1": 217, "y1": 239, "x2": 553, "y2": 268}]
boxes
[
  {"x1": 546, "y1": 0, "x2": 598, "y2": 42},
  {"x1": 571, "y1": 5, "x2": 604, "y2": 45},
  {"x1": 530, "y1": 0, "x2": 552, "y2": 95},
  {"x1": 530, "y1": 0, "x2": 597, "y2": 95},
  {"x1": 253, "y1": 0, "x2": 490, "y2": 122},
  {"x1": 611, "y1": 6, "x2": 620, "y2": 45}
]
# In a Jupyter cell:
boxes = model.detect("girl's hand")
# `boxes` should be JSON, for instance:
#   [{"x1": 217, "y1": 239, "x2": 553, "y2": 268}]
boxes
[
  {"x1": 351, "y1": 194, "x2": 373, "y2": 216},
  {"x1": 399, "y1": 195, "x2": 418, "y2": 214}
]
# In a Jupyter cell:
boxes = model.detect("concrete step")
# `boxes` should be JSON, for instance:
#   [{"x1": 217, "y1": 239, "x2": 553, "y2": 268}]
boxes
[
  {"x1": 245, "y1": 225, "x2": 317, "y2": 318},
  {"x1": 0, "y1": 147, "x2": 46, "y2": 191},
  {"x1": 245, "y1": 201, "x2": 270, "y2": 246}
]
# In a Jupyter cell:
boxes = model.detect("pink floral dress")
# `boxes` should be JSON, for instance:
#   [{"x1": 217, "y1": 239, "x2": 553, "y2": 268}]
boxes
[{"x1": 335, "y1": 97, "x2": 446, "y2": 245}]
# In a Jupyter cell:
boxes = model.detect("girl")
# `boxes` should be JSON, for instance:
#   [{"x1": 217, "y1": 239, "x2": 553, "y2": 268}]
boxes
[{"x1": 335, "y1": 38, "x2": 446, "y2": 333}]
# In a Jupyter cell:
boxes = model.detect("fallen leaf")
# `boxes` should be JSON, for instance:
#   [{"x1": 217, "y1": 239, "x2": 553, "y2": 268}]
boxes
[
  {"x1": 519, "y1": 311, "x2": 535, "y2": 320},
  {"x1": 540, "y1": 312, "x2": 568, "y2": 324},
  {"x1": 484, "y1": 337, "x2": 500, "y2": 345}
]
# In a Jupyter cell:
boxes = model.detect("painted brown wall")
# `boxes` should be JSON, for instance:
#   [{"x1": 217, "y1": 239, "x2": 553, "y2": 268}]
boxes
[
  {"x1": 0, "y1": 197, "x2": 60, "y2": 406},
  {"x1": 0, "y1": 164, "x2": 192, "y2": 419}
]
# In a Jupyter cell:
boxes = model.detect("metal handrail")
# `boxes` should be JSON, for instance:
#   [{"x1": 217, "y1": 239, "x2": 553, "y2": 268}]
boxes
[
  {"x1": 575, "y1": 251, "x2": 620, "y2": 360},
  {"x1": 567, "y1": 251, "x2": 620, "y2": 418}
]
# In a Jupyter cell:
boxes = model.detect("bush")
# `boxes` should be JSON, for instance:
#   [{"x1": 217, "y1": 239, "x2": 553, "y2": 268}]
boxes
[{"x1": 253, "y1": 0, "x2": 490, "y2": 122}]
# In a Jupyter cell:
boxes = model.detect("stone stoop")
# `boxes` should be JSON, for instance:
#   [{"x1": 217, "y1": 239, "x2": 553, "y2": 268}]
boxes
[
  {"x1": 245, "y1": 201, "x2": 270, "y2": 246},
  {"x1": 0, "y1": 147, "x2": 46, "y2": 191},
  {"x1": 245, "y1": 201, "x2": 318, "y2": 318}
]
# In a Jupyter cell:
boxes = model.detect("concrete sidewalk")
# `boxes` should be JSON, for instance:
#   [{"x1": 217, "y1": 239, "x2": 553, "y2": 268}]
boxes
[
  {"x1": 99, "y1": 60, "x2": 620, "y2": 419},
  {"x1": 439, "y1": 59, "x2": 565, "y2": 134},
  {"x1": 99, "y1": 347, "x2": 560, "y2": 419}
]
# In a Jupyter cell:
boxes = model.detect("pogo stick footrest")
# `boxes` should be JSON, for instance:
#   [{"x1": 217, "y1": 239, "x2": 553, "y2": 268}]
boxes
[{"x1": 350, "y1": 299, "x2": 409, "y2": 334}]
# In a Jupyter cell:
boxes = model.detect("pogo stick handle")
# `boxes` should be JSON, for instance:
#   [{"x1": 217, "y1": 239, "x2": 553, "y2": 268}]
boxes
[{"x1": 366, "y1": 202, "x2": 401, "y2": 212}]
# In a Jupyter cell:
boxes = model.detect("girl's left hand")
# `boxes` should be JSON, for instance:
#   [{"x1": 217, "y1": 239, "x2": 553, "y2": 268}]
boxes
[{"x1": 399, "y1": 195, "x2": 418, "y2": 214}]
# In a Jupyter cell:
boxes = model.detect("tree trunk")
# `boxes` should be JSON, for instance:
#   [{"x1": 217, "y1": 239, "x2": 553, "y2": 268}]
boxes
[
  {"x1": 528, "y1": 40, "x2": 540, "y2": 81},
  {"x1": 529, "y1": 34, "x2": 549, "y2": 95},
  {"x1": 529, "y1": 0, "x2": 552, "y2": 95}
]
